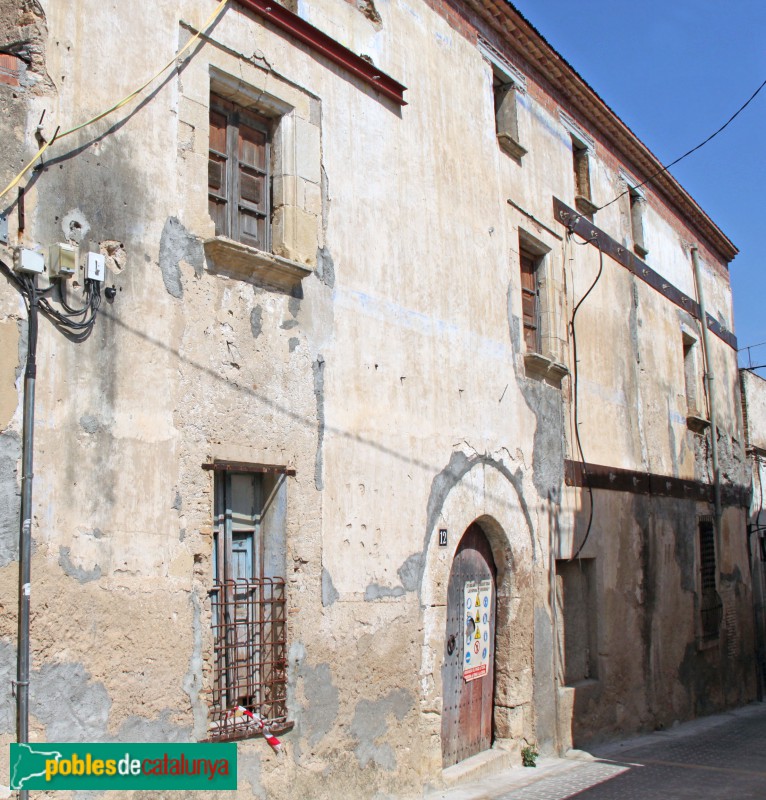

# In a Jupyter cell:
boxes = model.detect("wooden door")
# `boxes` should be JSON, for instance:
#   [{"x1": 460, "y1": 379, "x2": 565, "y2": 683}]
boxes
[{"x1": 441, "y1": 524, "x2": 497, "y2": 767}]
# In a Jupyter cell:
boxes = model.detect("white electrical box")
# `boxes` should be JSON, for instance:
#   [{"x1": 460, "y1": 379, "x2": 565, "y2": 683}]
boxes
[
  {"x1": 85, "y1": 252, "x2": 106, "y2": 281},
  {"x1": 13, "y1": 247, "x2": 45, "y2": 274},
  {"x1": 49, "y1": 243, "x2": 78, "y2": 279}
]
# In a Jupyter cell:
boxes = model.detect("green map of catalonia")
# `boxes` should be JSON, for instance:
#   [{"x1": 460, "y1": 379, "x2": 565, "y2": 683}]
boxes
[{"x1": 10, "y1": 743, "x2": 63, "y2": 789}]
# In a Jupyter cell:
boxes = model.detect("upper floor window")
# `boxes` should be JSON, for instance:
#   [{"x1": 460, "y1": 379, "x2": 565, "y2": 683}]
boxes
[
  {"x1": 520, "y1": 246, "x2": 541, "y2": 353},
  {"x1": 494, "y1": 74, "x2": 526, "y2": 160},
  {"x1": 683, "y1": 335, "x2": 699, "y2": 415},
  {"x1": 209, "y1": 96, "x2": 272, "y2": 252},
  {"x1": 620, "y1": 172, "x2": 649, "y2": 259},
  {"x1": 629, "y1": 187, "x2": 648, "y2": 259},
  {"x1": 571, "y1": 135, "x2": 597, "y2": 218},
  {"x1": 478, "y1": 38, "x2": 527, "y2": 160},
  {"x1": 560, "y1": 112, "x2": 597, "y2": 219}
]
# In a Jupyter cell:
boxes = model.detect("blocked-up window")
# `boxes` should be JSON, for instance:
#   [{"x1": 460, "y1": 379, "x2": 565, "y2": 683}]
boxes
[
  {"x1": 479, "y1": 37, "x2": 527, "y2": 160},
  {"x1": 208, "y1": 468, "x2": 288, "y2": 740},
  {"x1": 209, "y1": 96, "x2": 272, "y2": 251},
  {"x1": 698, "y1": 516, "x2": 722, "y2": 641},
  {"x1": 493, "y1": 72, "x2": 526, "y2": 160},
  {"x1": 556, "y1": 559, "x2": 598, "y2": 684}
]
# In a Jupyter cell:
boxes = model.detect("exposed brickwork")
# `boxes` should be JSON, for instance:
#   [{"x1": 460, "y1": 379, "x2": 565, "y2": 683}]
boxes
[{"x1": 0, "y1": 53, "x2": 20, "y2": 86}]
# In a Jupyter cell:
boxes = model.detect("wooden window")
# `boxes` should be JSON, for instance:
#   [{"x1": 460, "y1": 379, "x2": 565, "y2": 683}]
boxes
[
  {"x1": 520, "y1": 248, "x2": 540, "y2": 353},
  {"x1": 209, "y1": 470, "x2": 288, "y2": 740},
  {"x1": 209, "y1": 96, "x2": 271, "y2": 251}
]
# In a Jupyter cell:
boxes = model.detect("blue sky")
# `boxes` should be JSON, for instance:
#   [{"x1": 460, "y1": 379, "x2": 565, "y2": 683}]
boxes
[{"x1": 509, "y1": 1, "x2": 766, "y2": 372}]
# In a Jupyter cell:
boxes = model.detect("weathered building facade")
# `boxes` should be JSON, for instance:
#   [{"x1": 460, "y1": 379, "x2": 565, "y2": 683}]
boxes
[
  {"x1": 0, "y1": 0, "x2": 755, "y2": 797},
  {"x1": 740, "y1": 368, "x2": 766, "y2": 699}
]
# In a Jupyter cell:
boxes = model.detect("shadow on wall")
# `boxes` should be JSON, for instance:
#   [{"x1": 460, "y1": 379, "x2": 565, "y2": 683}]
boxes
[{"x1": 557, "y1": 490, "x2": 755, "y2": 749}]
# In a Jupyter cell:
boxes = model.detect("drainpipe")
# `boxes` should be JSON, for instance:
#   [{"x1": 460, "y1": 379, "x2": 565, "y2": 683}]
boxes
[
  {"x1": 691, "y1": 247, "x2": 722, "y2": 539},
  {"x1": 16, "y1": 276, "x2": 38, "y2": 800}
]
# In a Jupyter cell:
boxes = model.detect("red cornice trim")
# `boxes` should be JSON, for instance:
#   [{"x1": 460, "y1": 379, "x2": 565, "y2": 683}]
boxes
[{"x1": 232, "y1": 0, "x2": 407, "y2": 106}]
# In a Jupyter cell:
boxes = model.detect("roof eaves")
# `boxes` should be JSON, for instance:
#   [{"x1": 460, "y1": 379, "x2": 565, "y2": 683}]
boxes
[{"x1": 467, "y1": 0, "x2": 738, "y2": 263}]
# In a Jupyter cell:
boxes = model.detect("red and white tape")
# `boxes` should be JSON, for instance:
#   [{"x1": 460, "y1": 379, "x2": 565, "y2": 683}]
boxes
[{"x1": 227, "y1": 706, "x2": 283, "y2": 753}]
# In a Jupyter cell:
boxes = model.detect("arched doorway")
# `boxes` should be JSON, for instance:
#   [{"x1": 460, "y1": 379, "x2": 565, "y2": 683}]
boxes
[{"x1": 441, "y1": 522, "x2": 497, "y2": 767}]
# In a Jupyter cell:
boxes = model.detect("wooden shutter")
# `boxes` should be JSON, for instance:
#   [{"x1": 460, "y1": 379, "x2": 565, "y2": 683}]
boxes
[
  {"x1": 236, "y1": 122, "x2": 269, "y2": 250},
  {"x1": 208, "y1": 109, "x2": 228, "y2": 236},
  {"x1": 520, "y1": 250, "x2": 539, "y2": 352}
]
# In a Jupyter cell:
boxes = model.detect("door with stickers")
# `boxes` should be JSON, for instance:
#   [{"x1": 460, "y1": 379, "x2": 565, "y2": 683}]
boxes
[{"x1": 441, "y1": 523, "x2": 497, "y2": 767}]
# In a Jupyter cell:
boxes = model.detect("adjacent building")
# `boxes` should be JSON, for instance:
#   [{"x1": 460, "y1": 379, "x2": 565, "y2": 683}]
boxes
[{"x1": 0, "y1": 0, "x2": 755, "y2": 796}]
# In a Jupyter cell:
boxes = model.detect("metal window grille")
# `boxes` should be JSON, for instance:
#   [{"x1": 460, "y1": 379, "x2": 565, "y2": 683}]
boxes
[
  {"x1": 207, "y1": 470, "x2": 289, "y2": 741},
  {"x1": 208, "y1": 578, "x2": 288, "y2": 740},
  {"x1": 698, "y1": 516, "x2": 722, "y2": 640}
]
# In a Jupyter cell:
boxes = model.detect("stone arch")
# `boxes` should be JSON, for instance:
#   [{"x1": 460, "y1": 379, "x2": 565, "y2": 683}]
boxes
[{"x1": 418, "y1": 452, "x2": 539, "y2": 771}]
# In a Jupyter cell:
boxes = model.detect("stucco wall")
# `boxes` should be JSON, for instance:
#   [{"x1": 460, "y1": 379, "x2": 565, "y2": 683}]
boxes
[{"x1": 0, "y1": 0, "x2": 754, "y2": 797}]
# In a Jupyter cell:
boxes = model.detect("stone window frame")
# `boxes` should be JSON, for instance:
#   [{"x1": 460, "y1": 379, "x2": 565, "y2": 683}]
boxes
[
  {"x1": 619, "y1": 170, "x2": 649, "y2": 259},
  {"x1": 208, "y1": 94, "x2": 273, "y2": 251},
  {"x1": 518, "y1": 228, "x2": 568, "y2": 383},
  {"x1": 203, "y1": 68, "x2": 319, "y2": 290},
  {"x1": 177, "y1": 51, "x2": 322, "y2": 292},
  {"x1": 478, "y1": 37, "x2": 527, "y2": 161},
  {"x1": 560, "y1": 112, "x2": 597, "y2": 219},
  {"x1": 680, "y1": 324, "x2": 709, "y2": 432}
]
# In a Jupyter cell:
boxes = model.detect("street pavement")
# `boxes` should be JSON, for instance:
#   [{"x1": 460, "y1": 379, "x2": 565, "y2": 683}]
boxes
[{"x1": 425, "y1": 702, "x2": 766, "y2": 800}]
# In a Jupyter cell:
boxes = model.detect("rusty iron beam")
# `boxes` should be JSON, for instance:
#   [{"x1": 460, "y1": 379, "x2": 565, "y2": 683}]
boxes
[
  {"x1": 233, "y1": 0, "x2": 407, "y2": 106},
  {"x1": 565, "y1": 460, "x2": 750, "y2": 508},
  {"x1": 553, "y1": 198, "x2": 737, "y2": 350},
  {"x1": 202, "y1": 460, "x2": 296, "y2": 476}
]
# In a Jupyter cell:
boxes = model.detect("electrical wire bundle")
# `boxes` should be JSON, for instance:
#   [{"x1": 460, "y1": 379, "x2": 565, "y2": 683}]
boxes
[{"x1": 1, "y1": 258, "x2": 101, "y2": 341}]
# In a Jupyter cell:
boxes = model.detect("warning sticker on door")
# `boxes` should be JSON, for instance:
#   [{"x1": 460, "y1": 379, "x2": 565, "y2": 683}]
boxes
[{"x1": 463, "y1": 578, "x2": 492, "y2": 682}]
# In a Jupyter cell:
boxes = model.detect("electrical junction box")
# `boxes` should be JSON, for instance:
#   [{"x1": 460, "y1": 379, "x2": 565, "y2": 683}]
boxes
[
  {"x1": 85, "y1": 251, "x2": 105, "y2": 281},
  {"x1": 48, "y1": 242, "x2": 78, "y2": 279},
  {"x1": 13, "y1": 247, "x2": 44, "y2": 274}
]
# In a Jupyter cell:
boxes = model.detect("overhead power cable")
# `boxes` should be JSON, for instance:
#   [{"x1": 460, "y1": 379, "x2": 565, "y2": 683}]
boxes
[
  {"x1": 0, "y1": 0, "x2": 229, "y2": 204},
  {"x1": 597, "y1": 76, "x2": 766, "y2": 212}
]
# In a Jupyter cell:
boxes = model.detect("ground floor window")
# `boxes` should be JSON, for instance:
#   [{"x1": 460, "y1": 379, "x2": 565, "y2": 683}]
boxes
[
  {"x1": 207, "y1": 465, "x2": 289, "y2": 740},
  {"x1": 698, "y1": 515, "x2": 722, "y2": 641}
]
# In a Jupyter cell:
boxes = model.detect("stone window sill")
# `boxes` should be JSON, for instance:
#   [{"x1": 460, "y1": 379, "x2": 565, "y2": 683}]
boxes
[
  {"x1": 574, "y1": 195, "x2": 598, "y2": 217},
  {"x1": 497, "y1": 133, "x2": 527, "y2": 160},
  {"x1": 524, "y1": 352, "x2": 569, "y2": 384},
  {"x1": 203, "y1": 237, "x2": 311, "y2": 291},
  {"x1": 686, "y1": 414, "x2": 711, "y2": 434}
]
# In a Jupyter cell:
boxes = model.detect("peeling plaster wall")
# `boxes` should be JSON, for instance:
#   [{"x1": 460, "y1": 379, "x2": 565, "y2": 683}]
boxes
[{"x1": 0, "y1": 0, "x2": 754, "y2": 796}]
